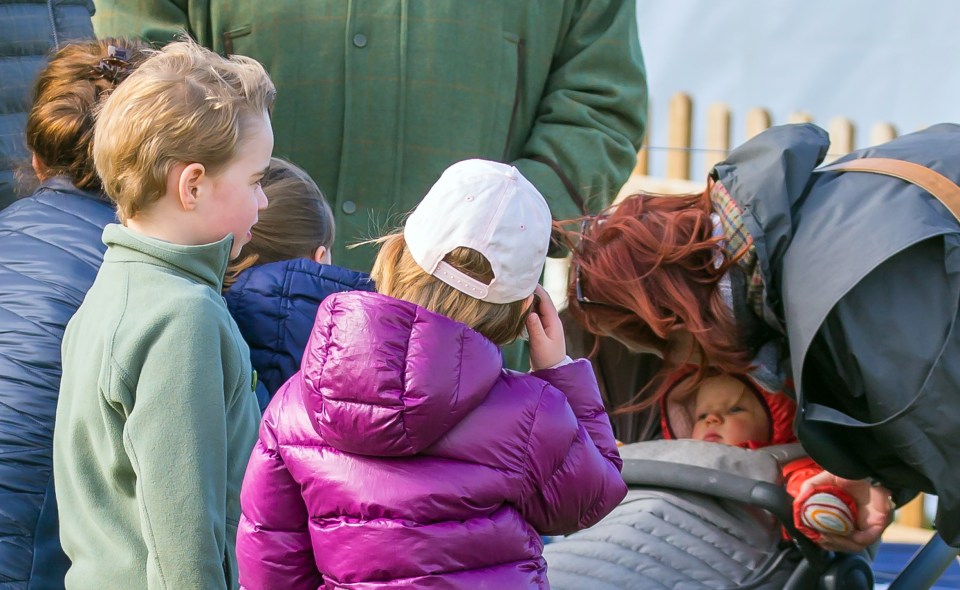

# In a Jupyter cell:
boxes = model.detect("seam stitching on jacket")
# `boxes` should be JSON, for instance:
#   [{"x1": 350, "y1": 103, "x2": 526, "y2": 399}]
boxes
[{"x1": 519, "y1": 384, "x2": 552, "y2": 505}]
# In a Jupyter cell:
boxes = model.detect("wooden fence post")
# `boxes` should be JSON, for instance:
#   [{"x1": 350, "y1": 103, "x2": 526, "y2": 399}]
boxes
[
  {"x1": 828, "y1": 117, "x2": 855, "y2": 160},
  {"x1": 666, "y1": 93, "x2": 692, "y2": 180},
  {"x1": 704, "y1": 103, "x2": 731, "y2": 176},
  {"x1": 745, "y1": 108, "x2": 771, "y2": 139},
  {"x1": 871, "y1": 122, "x2": 898, "y2": 146},
  {"x1": 897, "y1": 494, "x2": 926, "y2": 528},
  {"x1": 635, "y1": 106, "x2": 649, "y2": 176}
]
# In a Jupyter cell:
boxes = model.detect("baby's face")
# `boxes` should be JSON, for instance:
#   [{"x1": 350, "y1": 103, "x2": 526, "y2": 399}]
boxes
[{"x1": 690, "y1": 375, "x2": 770, "y2": 446}]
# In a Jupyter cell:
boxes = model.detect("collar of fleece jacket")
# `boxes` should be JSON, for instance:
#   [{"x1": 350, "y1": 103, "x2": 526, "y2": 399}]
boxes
[
  {"x1": 659, "y1": 365, "x2": 798, "y2": 448},
  {"x1": 301, "y1": 291, "x2": 504, "y2": 456}
]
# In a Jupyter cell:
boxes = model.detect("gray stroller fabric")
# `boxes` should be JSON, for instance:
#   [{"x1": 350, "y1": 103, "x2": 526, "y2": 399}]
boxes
[{"x1": 544, "y1": 441, "x2": 803, "y2": 589}]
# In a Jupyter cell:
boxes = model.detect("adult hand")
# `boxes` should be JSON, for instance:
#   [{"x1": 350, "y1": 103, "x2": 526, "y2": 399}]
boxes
[
  {"x1": 526, "y1": 285, "x2": 566, "y2": 371},
  {"x1": 799, "y1": 471, "x2": 894, "y2": 553}
]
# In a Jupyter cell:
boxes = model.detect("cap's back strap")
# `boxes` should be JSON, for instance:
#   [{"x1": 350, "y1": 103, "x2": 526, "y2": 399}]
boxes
[
  {"x1": 817, "y1": 157, "x2": 960, "y2": 223},
  {"x1": 433, "y1": 260, "x2": 490, "y2": 300}
]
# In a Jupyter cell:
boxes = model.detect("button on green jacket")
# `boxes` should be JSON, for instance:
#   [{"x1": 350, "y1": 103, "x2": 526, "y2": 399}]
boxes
[{"x1": 93, "y1": 1, "x2": 647, "y2": 271}]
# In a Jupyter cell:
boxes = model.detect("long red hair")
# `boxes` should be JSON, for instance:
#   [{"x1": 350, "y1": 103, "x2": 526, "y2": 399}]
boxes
[{"x1": 562, "y1": 190, "x2": 753, "y2": 411}]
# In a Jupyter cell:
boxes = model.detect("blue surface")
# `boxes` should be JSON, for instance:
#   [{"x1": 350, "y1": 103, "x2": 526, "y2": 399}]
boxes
[{"x1": 874, "y1": 542, "x2": 960, "y2": 589}]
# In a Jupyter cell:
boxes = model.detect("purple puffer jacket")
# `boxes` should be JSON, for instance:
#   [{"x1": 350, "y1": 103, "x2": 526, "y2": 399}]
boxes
[{"x1": 236, "y1": 291, "x2": 626, "y2": 589}]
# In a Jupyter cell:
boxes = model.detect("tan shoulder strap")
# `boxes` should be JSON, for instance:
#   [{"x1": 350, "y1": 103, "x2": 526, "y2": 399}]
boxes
[{"x1": 818, "y1": 157, "x2": 960, "y2": 223}]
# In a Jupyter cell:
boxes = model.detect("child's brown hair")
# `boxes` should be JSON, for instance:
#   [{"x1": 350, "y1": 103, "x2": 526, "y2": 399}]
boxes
[{"x1": 226, "y1": 157, "x2": 335, "y2": 287}]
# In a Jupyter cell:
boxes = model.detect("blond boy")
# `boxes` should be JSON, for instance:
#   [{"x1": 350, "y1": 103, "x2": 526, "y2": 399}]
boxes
[{"x1": 53, "y1": 40, "x2": 273, "y2": 589}]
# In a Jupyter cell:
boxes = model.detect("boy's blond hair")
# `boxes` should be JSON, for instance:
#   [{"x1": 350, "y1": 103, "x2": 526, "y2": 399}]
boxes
[
  {"x1": 371, "y1": 234, "x2": 530, "y2": 347},
  {"x1": 93, "y1": 39, "x2": 276, "y2": 220}
]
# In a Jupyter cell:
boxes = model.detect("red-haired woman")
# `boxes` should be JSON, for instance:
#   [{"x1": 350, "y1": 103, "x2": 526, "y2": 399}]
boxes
[{"x1": 567, "y1": 122, "x2": 960, "y2": 553}]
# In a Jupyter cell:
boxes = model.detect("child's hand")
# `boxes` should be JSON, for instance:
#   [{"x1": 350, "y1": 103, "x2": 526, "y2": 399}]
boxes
[{"x1": 526, "y1": 285, "x2": 566, "y2": 371}]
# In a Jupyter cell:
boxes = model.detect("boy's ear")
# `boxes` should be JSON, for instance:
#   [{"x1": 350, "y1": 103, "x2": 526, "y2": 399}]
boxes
[{"x1": 177, "y1": 163, "x2": 207, "y2": 211}]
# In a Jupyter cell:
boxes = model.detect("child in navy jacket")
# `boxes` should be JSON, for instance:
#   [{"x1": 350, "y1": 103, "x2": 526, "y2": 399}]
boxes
[{"x1": 224, "y1": 158, "x2": 374, "y2": 409}]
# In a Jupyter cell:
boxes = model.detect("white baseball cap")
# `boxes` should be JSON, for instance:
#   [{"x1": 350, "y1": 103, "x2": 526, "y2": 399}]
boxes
[{"x1": 403, "y1": 159, "x2": 552, "y2": 304}]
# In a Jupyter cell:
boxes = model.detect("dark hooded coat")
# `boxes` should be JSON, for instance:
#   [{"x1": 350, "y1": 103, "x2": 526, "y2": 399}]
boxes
[{"x1": 713, "y1": 122, "x2": 960, "y2": 545}]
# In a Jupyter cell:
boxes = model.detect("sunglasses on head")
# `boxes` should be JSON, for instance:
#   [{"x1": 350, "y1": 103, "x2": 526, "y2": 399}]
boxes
[{"x1": 573, "y1": 218, "x2": 630, "y2": 312}]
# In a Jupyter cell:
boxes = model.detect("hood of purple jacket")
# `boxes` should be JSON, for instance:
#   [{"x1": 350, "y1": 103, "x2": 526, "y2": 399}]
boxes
[{"x1": 302, "y1": 290, "x2": 505, "y2": 456}]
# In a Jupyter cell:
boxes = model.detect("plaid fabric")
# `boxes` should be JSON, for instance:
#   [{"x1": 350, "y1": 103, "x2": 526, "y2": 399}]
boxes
[
  {"x1": 94, "y1": 0, "x2": 648, "y2": 271},
  {"x1": 710, "y1": 179, "x2": 767, "y2": 318}
]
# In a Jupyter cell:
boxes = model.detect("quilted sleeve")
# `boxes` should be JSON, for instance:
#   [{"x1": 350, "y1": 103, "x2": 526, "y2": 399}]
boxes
[
  {"x1": 511, "y1": 0, "x2": 647, "y2": 219},
  {"x1": 532, "y1": 359, "x2": 623, "y2": 469},
  {"x1": 517, "y1": 362, "x2": 627, "y2": 535},
  {"x1": 783, "y1": 456, "x2": 824, "y2": 499}
]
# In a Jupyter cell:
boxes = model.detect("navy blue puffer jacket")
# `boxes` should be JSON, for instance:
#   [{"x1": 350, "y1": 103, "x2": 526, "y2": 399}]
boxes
[
  {"x1": 224, "y1": 258, "x2": 374, "y2": 410},
  {"x1": 0, "y1": 177, "x2": 116, "y2": 589},
  {"x1": 0, "y1": 0, "x2": 95, "y2": 209}
]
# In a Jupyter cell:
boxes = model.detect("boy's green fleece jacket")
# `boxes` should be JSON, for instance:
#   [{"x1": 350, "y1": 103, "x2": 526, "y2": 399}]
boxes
[{"x1": 54, "y1": 224, "x2": 261, "y2": 589}]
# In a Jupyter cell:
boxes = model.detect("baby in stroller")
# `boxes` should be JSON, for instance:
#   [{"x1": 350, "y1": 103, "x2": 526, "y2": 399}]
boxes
[
  {"x1": 670, "y1": 367, "x2": 858, "y2": 541},
  {"x1": 543, "y1": 366, "x2": 865, "y2": 590}
]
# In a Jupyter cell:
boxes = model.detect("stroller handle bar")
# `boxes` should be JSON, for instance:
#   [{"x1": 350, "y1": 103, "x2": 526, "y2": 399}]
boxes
[
  {"x1": 620, "y1": 459, "x2": 832, "y2": 570},
  {"x1": 619, "y1": 455, "x2": 958, "y2": 588}
]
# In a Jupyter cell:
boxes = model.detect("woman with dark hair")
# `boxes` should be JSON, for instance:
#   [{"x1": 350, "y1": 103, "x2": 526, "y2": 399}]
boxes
[
  {"x1": 0, "y1": 38, "x2": 147, "y2": 587},
  {"x1": 566, "y1": 122, "x2": 960, "y2": 553}
]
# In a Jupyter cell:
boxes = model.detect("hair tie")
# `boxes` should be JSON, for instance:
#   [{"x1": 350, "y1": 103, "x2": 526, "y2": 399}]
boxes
[{"x1": 91, "y1": 45, "x2": 133, "y2": 84}]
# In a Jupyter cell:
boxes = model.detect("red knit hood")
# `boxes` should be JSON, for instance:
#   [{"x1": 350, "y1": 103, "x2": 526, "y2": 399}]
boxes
[{"x1": 659, "y1": 365, "x2": 797, "y2": 448}]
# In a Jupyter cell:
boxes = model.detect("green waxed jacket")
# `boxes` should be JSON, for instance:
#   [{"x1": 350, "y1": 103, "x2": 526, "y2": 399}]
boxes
[
  {"x1": 94, "y1": 1, "x2": 648, "y2": 271},
  {"x1": 54, "y1": 225, "x2": 260, "y2": 589}
]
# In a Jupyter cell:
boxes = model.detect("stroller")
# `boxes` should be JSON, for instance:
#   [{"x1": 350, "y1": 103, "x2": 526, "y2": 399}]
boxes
[{"x1": 543, "y1": 440, "x2": 959, "y2": 589}]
